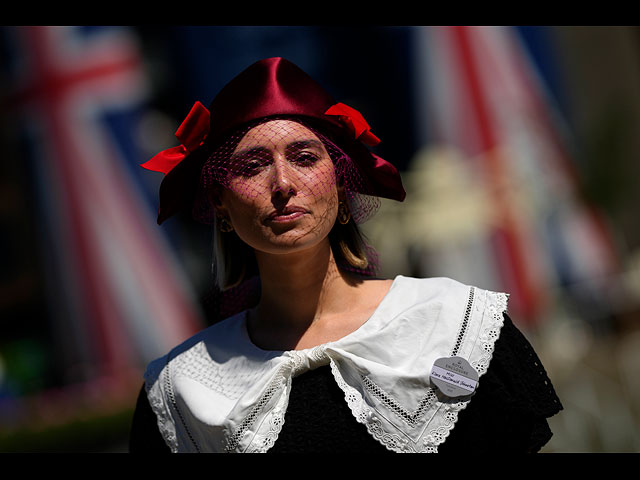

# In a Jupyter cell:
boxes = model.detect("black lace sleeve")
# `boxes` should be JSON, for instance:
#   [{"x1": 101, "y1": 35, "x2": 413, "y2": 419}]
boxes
[
  {"x1": 439, "y1": 313, "x2": 563, "y2": 453},
  {"x1": 129, "y1": 384, "x2": 171, "y2": 453}
]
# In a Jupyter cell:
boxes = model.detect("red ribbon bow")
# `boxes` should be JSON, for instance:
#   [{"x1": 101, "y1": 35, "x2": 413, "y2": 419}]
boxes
[
  {"x1": 141, "y1": 101, "x2": 211, "y2": 175},
  {"x1": 325, "y1": 102, "x2": 380, "y2": 147}
]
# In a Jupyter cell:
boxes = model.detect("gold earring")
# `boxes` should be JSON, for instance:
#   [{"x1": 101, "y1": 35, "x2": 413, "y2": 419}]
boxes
[
  {"x1": 337, "y1": 201, "x2": 351, "y2": 225},
  {"x1": 218, "y1": 217, "x2": 234, "y2": 232}
]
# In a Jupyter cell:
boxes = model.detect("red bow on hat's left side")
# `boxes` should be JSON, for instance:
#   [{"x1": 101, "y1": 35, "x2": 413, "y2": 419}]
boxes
[{"x1": 142, "y1": 101, "x2": 211, "y2": 175}]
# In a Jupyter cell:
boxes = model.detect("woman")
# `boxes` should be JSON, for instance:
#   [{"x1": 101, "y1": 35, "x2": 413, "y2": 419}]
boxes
[{"x1": 129, "y1": 57, "x2": 562, "y2": 453}]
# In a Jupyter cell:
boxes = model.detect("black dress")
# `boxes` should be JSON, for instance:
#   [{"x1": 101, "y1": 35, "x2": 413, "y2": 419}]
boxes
[{"x1": 129, "y1": 314, "x2": 562, "y2": 453}]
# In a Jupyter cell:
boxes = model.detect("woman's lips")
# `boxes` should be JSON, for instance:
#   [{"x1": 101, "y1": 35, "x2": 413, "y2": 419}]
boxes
[{"x1": 266, "y1": 206, "x2": 308, "y2": 223}]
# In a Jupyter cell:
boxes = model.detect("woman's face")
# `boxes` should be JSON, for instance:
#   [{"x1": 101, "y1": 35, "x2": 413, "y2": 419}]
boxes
[{"x1": 215, "y1": 119, "x2": 340, "y2": 255}]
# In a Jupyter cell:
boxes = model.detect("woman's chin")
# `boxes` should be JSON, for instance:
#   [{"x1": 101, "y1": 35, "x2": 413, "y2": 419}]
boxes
[{"x1": 254, "y1": 230, "x2": 330, "y2": 257}]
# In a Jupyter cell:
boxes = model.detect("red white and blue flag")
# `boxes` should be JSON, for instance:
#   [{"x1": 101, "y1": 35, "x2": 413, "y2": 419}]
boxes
[
  {"x1": 411, "y1": 26, "x2": 619, "y2": 326},
  {"x1": 4, "y1": 26, "x2": 203, "y2": 384}
]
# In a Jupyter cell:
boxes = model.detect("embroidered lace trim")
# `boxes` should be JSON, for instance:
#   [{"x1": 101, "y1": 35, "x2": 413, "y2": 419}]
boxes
[
  {"x1": 329, "y1": 359, "x2": 422, "y2": 452},
  {"x1": 225, "y1": 364, "x2": 289, "y2": 452},
  {"x1": 361, "y1": 375, "x2": 439, "y2": 428},
  {"x1": 172, "y1": 342, "x2": 274, "y2": 400},
  {"x1": 144, "y1": 358, "x2": 179, "y2": 453}
]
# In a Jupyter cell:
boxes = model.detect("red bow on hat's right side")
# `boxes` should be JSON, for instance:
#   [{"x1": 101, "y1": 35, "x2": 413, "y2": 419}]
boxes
[{"x1": 325, "y1": 103, "x2": 381, "y2": 147}]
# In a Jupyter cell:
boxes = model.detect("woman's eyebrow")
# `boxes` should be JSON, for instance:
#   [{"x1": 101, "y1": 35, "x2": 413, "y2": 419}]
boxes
[
  {"x1": 230, "y1": 145, "x2": 270, "y2": 160},
  {"x1": 231, "y1": 139, "x2": 323, "y2": 160},
  {"x1": 287, "y1": 139, "x2": 324, "y2": 151}
]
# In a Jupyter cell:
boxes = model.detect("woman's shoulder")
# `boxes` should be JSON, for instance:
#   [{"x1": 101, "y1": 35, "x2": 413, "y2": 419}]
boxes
[
  {"x1": 489, "y1": 313, "x2": 563, "y2": 417},
  {"x1": 379, "y1": 275, "x2": 507, "y2": 310},
  {"x1": 386, "y1": 275, "x2": 488, "y2": 292}
]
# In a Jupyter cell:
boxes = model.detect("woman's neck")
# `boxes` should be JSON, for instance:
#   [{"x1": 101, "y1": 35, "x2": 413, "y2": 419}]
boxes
[{"x1": 248, "y1": 240, "x2": 385, "y2": 351}]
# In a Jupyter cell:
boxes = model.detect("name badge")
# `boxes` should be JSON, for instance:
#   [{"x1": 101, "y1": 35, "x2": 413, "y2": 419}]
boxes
[{"x1": 430, "y1": 357, "x2": 479, "y2": 398}]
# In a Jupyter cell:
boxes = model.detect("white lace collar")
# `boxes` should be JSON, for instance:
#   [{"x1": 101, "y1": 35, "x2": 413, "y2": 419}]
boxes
[{"x1": 144, "y1": 276, "x2": 508, "y2": 453}]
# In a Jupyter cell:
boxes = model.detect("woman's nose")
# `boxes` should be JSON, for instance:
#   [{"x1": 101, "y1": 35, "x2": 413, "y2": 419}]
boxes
[{"x1": 271, "y1": 156, "x2": 297, "y2": 197}]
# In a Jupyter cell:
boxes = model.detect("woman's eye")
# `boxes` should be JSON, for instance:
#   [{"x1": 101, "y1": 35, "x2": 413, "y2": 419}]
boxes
[
  {"x1": 247, "y1": 159, "x2": 266, "y2": 170},
  {"x1": 290, "y1": 151, "x2": 319, "y2": 166},
  {"x1": 229, "y1": 150, "x2": 272, "y2": 177},
  {"x1": 237, "y1": 160, "x2": 266, "y2": 177}
]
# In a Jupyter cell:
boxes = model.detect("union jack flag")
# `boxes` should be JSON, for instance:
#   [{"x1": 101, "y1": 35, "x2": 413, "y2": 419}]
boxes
[
  {"x1": 3, "y1": 26, "x2": 203, "y2": 386},
  {"x1": 409, "y1": 26, "x2": 619, "y2": 326}
]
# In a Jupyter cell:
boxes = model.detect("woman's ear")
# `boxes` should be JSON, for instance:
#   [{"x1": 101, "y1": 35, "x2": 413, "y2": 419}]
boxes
[
  {"x1": 208, "y1": 188, "x2": 226, "y2": 215},
  {"x1": 210, "y1": 190, "x2": 233, "y2": 231},
  {"x1": 336, "y1": 176, "x2": 346, "y2": 202}
]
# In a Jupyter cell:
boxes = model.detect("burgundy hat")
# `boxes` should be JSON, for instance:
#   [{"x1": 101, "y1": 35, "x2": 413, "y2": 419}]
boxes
[{"x1": 142, "y1": 57, "x2": 405, "y2": 224}]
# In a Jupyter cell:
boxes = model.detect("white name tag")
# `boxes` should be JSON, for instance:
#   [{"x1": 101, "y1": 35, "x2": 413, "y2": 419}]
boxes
[{"x1": 430, "y1": 357, "x2": 479, "y2": 398}]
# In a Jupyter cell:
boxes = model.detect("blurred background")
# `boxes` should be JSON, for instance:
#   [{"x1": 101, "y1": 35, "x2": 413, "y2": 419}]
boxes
[{"x1": 1, "y1": 25, "x2": 639, "y2": 453}]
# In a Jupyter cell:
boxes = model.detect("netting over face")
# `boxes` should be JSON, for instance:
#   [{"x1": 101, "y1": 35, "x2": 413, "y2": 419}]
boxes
[{"x1": 193, "y1": 117, "x2": 381, "y2": 227}]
